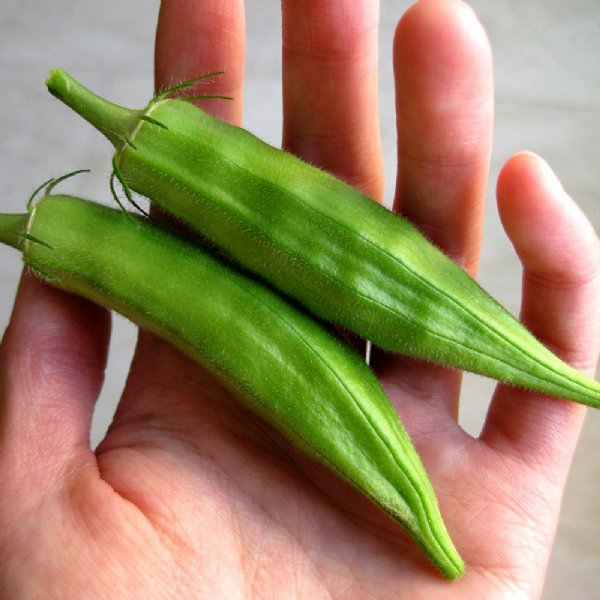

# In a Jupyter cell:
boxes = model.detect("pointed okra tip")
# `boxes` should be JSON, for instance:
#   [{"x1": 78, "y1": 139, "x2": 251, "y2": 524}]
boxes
[
  {"x1": 419, "y1": 517, "x2": 465, "y2": 580},
  {"x1": 46, "y1": 68, "x2": 141, "y2": 152},
  {"x1": 439, "y1": 545, "x2": 464, "y2": 580}
]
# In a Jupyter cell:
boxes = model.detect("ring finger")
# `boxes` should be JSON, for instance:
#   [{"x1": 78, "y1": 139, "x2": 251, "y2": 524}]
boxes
[{"x1": 371, "y1": 0, "x2": 494, "y2": 422}]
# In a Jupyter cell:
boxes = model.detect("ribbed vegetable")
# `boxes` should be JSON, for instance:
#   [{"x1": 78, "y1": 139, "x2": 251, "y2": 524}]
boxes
[
  {"x1": 0, "y1": 193, "x2": 464, "y2": 579},
  {"x1": 46, "y1": 68, "x2": 600, "y2": 408}
]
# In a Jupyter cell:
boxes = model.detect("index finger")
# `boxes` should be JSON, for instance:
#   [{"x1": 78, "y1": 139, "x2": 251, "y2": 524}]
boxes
[{"x1": 155, "y1": 0, "x2": 246, "y2": 125}]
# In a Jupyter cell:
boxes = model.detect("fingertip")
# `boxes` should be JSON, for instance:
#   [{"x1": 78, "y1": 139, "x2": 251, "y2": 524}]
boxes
[
  {"x1": 393, "y1": 0, "x2": 493, "y2": 127},
  {"x1": 397, "y1": 0, "x2": 486, "y2": 34},
  {"x1": 497, "y1": 151, "x2": 564, "y2": 214},
  {"x1": 497, "y1": 151, "x2": 600, "y2": 282},
  {"x1": 394, "y1": 0, "x2": 492, "y2": 87}
]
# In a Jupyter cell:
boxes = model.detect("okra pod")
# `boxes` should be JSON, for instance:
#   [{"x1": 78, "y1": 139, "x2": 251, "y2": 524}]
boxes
[
  {"x1": 0, "y1": 193, "x2": 463, "y2": 578},
  {"x1": 46, "y1": 69, "x2": 600, "y2": 408}
]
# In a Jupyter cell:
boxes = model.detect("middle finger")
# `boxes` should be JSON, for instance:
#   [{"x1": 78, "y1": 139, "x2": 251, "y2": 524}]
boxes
[{"x1": 281, "y1": 0, "x2": 384, "y2": 201}]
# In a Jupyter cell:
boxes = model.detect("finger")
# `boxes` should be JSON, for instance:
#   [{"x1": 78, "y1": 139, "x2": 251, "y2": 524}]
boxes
[
  {"x1": 0, "y1": 272, "x2": 110, "y2": 495},
  {"x1": 111, "y1": 0, "x2": 247, "y2": 426},
  {"x1": 392, "y1": 0, "x2": 493, "y2": 267},
  {"x1": 481, "y1": 152, "x2": 600, "y2": 473},
  {"x1": 371, "y1": 0, "x2": 493, "y2": 419},
  {"x1": 281, "y1": 0, "x2": 383, "y2": 200},
  {"x1": 155, "y1": 0, "x2": 246, "y2": 125},
  {"x1": 152, "y1": 0, "x2": 245, "y2": 230}
]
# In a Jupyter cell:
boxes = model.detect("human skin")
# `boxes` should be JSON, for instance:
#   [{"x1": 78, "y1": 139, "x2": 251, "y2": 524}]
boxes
[{"x1": 1, "y1": 0, "x2": 599, "y2": 598}]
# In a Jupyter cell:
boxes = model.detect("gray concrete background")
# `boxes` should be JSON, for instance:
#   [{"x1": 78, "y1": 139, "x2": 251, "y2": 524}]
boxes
[{"x1": 0, "y1": 1, "x2": 598, "y2": 597}]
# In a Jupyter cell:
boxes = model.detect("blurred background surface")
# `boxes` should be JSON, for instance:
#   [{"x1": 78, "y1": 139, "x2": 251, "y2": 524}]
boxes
[{"x1": 0, "y1": 2, "x2": 598, "y2": 597}]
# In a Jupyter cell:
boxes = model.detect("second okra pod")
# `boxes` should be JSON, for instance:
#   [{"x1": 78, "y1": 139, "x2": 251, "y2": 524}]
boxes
[{"x1": 0, "y1": 192, "x2": 463, "y2": 579}]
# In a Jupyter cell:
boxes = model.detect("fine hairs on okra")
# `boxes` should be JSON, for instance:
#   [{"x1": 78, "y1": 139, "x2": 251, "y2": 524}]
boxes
[
  {"x1": 45, "y1": 68, "x2": 600, "y2": 409},
  {"x1": 0, "y1": 191, "x2": 463, "y2": 579}
]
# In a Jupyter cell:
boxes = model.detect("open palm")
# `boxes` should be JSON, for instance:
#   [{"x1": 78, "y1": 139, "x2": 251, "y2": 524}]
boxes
[{"x1": 1, "y1": 1, "x2": 598, "y2": 598}]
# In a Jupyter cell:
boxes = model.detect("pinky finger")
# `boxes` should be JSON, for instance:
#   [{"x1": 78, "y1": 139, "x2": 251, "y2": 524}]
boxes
[{"x1": 480, "y1": 151, "x2": 600, "y2": 472}]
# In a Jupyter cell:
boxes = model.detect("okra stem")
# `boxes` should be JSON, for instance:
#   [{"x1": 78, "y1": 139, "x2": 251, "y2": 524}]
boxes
[
  {"x1": 0, "y1": 213, "x2": 28, "y2": 250},
  {"x1": 46, "y1": 69, "x2": 140, "y2": 151}
]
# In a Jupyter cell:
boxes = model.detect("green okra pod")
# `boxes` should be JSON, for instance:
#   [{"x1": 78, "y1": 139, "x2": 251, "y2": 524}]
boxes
[
  {"x1": 46, "y1": 68, "x2": 600, "y2": 408},
  {"x1": 0, "y1": 193, "x2": 463, "y2": 579}
]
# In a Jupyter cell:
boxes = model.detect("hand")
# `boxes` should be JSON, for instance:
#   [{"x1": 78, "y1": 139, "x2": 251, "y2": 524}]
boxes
[{"x1": 1, "y1": 1, "x2": 598, "y2": 598}]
